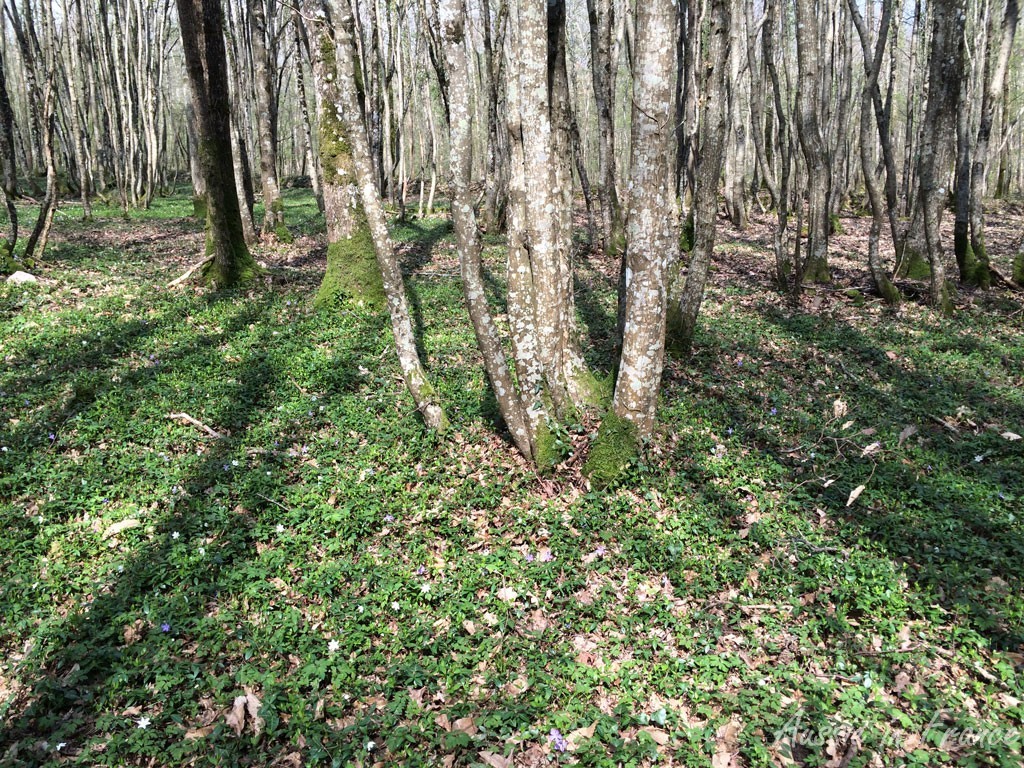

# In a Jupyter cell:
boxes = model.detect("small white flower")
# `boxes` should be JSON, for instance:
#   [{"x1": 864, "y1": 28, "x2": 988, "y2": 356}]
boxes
[
  {"x1": 391, "y1": 601, "x2": 400, "y2": 611},
  {"x1": 197, "y1": 547, "x2": 205, "y2": 556},
  {"x1": 171, "y1": 531, "x2": 180, "y2": 540},
  {"x1": 276, "y1": 524, "x2": 285, "y2": 533},
  {"x1": 366, "y1": 740, "x2": 376, "y2": 751},
  {"x1": 420, "y1": 583, "x2": 431, "y2": 594},
  {"x1": 357, "y1": 605, "x2": 365, "y2": 614},
  {"x1": 231, "y1": 460, "x2": 239, "y2": 467},
  {"x1": 974, "y1": 455, "x2": 984, "y2": 463},
  {"x1": 327, "y1": 639, "x2": 340, "y2": 653},
  {"x1": 136, "y1": 716, "x2": 151, "y2": 729},
  {"x1": 55, "y1": 742, "x2": 67, "y2": 751}
]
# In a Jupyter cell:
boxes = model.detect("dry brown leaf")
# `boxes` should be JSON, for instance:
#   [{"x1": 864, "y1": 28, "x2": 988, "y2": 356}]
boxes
[
  {"x1": 1001, "y1": 431, "x2": 1021, "y2": 441},
  {"x1": 452, "y1": 716, "x2": 478, "y2": 735},
  {"x1": 496, "y1": 587, "x2": 518, "y2": 602},
  {"x1": 184, "y1": 723, "x2": 217, "y2": 740},
  {"x1": 860, "y1": 441, "x2": 881, "y2": 457},
  {"x1": 103, "y1": 518, "x2": 140, "y2": 539},
  {"x1": 225, "y1": 695, "x2": 247, "y2": 736},
  {"x1": 711, "y1": 717, "x2": 741, "y2": 768},
  {"x1": 567, "y1": 721, "x2": 598, "y2": 750},
  {"x1": 846, "y1": 484, "x2": 866, "y2": 507},
  {"x1": 833, "y1": 399, "x2": 848, "y2": 419},
  {"x1": 479, "y1": 751, "x2": 511, "y2": 768},
  {"x1": 639, "y1": 727, "x2": 669, "y2": 745},
  {"x1": 898, "y1": 425, "x2": 918, "y2": 445},
  {"x1": 462, "y1": 620, "x2": 477, "y2": 636},
  {"x1": 434, "y1": 713, "x2": 451, "y2": 731},
  {"x1": 244, "y1": 690, "x2": 264, "y2": 736},
  {"x1": 506, "y1": 676, "x2": 529, "y2": 696}
]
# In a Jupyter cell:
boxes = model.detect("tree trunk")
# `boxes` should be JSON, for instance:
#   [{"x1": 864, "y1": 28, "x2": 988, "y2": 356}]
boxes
[
  {"x1": 175, "y1": 0, "x2": 261, "y2": 288},
  {"x1": 794, "y1": 0, "x2": 832, "y2": 285},
  {"x1": 306, "y1": 0, "x2": 384, "y2": 310},
  {"x1": 586, "y1": 0, "x2": 623, "y2": 253},
  {"x1": 441, "y1": 0, "x2": 533, "y2": 460},
  {"x1": 249, "y1": 0, "x2": 286, "y2": 238},
  {"x1": 334, "y1": 0, "x2": 447, "y2": 431},
  {"x1": 916, "y1": 0, "x2": 966, "y2": 314},
  {"x1": 0, "y1": 41, "x2": 18, "y2": 269},
  {"x1": 848, "y1": 0, "x2": 900, "y2": 305},
  {"x1": 967, "y1": 0, "x2": 1018, "y2": 286},
  {"x1": 505, "y1": 0, "x2": 595, "y2": 432},
  {"x1": 586, "y1": 0, "x2": 678, "y2": 487},
  {"x1": 668, "y1": 0, "x2": 730, "y2": 355}
]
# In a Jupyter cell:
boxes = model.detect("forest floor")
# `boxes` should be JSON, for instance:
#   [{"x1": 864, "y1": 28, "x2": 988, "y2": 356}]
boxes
[{"x1": 1, "y1": 190, "x2": 1022, "y2": 767}]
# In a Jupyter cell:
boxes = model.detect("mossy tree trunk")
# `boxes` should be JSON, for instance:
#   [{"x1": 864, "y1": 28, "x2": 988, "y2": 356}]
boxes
[
  {"x1": 586, "y1": 0, "x2": 677, "y2": 487},
  {"x1": 504, "y1": 0, "x2": 596, "y2": 436},
  {"x1": 333, "y1": 0, "x2": 446, "y2": 431},
  {"x1": 175, "y1": 0, "x2": 261, "y2": 289},
  {"x1": 306, "y1": 0, "x2": 384, "y2": 310},
  {"x1": 966, "y1": 0, "x2": 1017, "y2": 288},
  {"x1": 916, "y1": 0, "x2": 966, "y2": 315},
  {"x1": 185, "y1": 104, "x2": 208, "y2": 221},
  {"x1": 668, "y1": 0, "x2": 730, "y2": 356}
]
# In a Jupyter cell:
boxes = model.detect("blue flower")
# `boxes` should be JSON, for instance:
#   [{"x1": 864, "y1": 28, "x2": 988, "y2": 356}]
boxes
[
  {"x1": 549, "y1": 728, "x2": 568, "y2": 752},
  {"x1": 161, "y1": 623, "x2": 171, "y2": 632}
]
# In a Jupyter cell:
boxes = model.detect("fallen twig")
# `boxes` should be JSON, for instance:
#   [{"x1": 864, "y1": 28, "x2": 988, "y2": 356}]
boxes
[
  {"x1": 166, "y1": 412, "x2": 223, "y2": 438},
  {"x1": 167, "y1": 257, "x2": 212, "y2": 288}
]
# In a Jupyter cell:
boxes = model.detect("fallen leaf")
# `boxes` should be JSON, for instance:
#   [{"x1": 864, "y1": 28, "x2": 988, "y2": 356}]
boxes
[
  {"x1": 1001, "y1": 431, "x2": 1021, "y2": 441},
  {"x1": 496, "y1": 587, "x2": 518, "y2": 602},
  {"x1": 103, "y1": 519, "x2": 140, "y2": 539},
  {"x1": 478, "y1": 751, "x2": 511, "y2": 768},
  {"x1": 244, "y1": 690, "x2": 264, "y2": 736},
  {"x1": 711, "y1": 716, "x2": 741, "y2": 767},
  {"x1": 184, "y1": 723, "x2": 217, "y2": 740},
  {"x1": 225, "y1": 695, "x2": 247, "y2": 736},
  {"x1": 452, "y1": 716, "x2": 477, "y2": 735},
  {"x1": 846, "y1": 485, "x2": 866, "y2": 507},
  {"x1": 462, "y1": 620, "x2": 477, "y2": 636},
  {"x1": 640, "y1": 727, "x2": 670, "y2": 745},
  {"x1": 860, "y1": 441, "x2": 881, "y2": 457},
  {"x1": 833, "y1": 399, "x2": 848, "y2": 419},
  {"x1": 898, "y1": 425, "x2": 918, "y2": 445},
  {"x1": 506, "y1": 676, "x2": 529, "y2": 696},
  {"x1": 567, "y1": 721, "x2": 598, "y2": 750}
]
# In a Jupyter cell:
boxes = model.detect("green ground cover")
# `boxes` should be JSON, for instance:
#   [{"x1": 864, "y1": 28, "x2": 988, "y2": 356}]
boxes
[{"x1": 1, "y1": 191, "x2": 1021, "y2": 766}]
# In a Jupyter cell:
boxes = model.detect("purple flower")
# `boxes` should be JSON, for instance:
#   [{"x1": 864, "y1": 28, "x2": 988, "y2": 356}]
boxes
[
  {"x1": 549, "y1": 728, "x2": 568, "y2": 752},
  {"x1": 524, "y1": 552, "x2": 535, "y2": 563},
  {"x1": 416, "y1": 565, "x2": 426, "y2": 576},
  {"x1": 593, "y1": 545, "x2": 607, "y2": 557},
  {"x1": 384, "y1": 514, "x2": 395, "y2": 523},
  {"x1": 538, "y1": 549, "x2": 554, "y2": 563},
  {"x1": 49, "y1": 433, "x2": 56, "y2": 441},
  {"x1": 727, "y1": 427, "x2": 733, "y2": 436},
  {"x1": 160, "y1": 623, "x2": 171, "y2": 632},
  {"x1": 769, "y1": 407, "x2": 777, "y2": 416}
]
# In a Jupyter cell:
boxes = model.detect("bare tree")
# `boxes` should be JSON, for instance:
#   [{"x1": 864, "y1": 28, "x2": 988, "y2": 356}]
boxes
[
  {"x1": 586, "y1": 0, "x2": 678, "y2": 486},
  {"x1": 175, "y1": 0, "x2": 261, "y2": 287}
]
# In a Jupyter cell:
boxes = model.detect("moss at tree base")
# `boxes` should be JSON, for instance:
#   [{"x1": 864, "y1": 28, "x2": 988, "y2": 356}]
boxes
[
  {"x1": 583, "y1": 411, "x2": 639, "y2": 489},
  {"x1": 803, "y1": 256, "x2": 831, "y2": 283},
  {"x1": 898, "y1": 248, "x2": 932, "y2": 280},
  {"x1": 202, "y1": 229, "x2": 263, "y2": 289},
  {"x1": 1014, "y1": 252, "x2": 1024, "y2": 286},
  {"x1": 274, "y1": 224, "x2": 294, "y2": 244},
  {"x1": 314, "y1": 227, "x2": 385, "y2": 310},
  {"x1": 193, "y1": 196, "x2": 208, "y2": 221}
]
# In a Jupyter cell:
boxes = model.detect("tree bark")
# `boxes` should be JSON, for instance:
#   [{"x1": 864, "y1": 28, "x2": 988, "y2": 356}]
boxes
[
  {"x1": 334, "y1": 0, "x2": 447, "y2": 431},
  {"x1": 916, "y1": 0, "x2": 966, "y2": 313},
  {"x1": 587, "y1": 0, "x2": 678, "y2": 486},
  {"x1": 175, "y1": 0, "x2": 260, "y2": 288},
  {"x1": 441, "y1": 0, "x2": 533, "y2": 460},
  {"x1": 668, "y1": 0, "x2": 730, "y2": 355},
  {"x1": 249, "y1": 0, "x2": 286, "y2": 237},
  {"x1": 794, "y1": 0, "x2": 832, "y2": 284}
]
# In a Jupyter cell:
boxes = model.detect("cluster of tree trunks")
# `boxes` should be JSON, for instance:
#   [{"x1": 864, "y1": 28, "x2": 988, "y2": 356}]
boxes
[{"x1": 3, "y1": 0, "x2": 1024, "y2": 479}]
